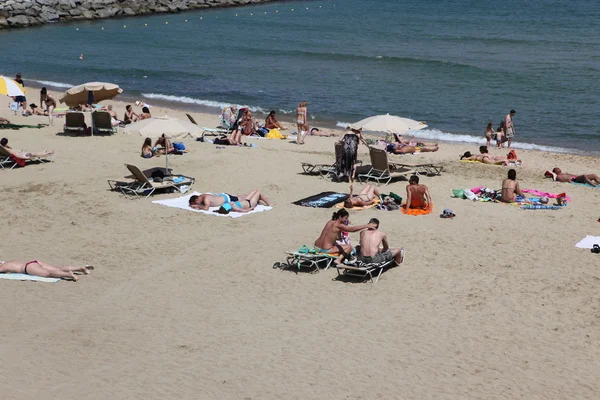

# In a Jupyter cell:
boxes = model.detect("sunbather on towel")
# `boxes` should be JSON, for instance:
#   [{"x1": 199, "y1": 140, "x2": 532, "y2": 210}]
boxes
[
  {"x1": 0, "y1": 138, "x2": 54, "y2": 159},
  {"x1": 0, "y1": 117, "x2": 9, "y2": 125},
  {"x1": 0, "y1": 259, "x2": 92, "y2": 281},
  {"x1": 404, "y1": 175, "x2": 431, "y2": 210},
  {"x1": 358, "y1": 218, "x2": 404, "y2": 266},
  {"x1": 214, "y1": 190, "x2": 272, "y2": 214},
  {"x1": 547, "y1": 167, "x2": 600, "y2": 187},
  {"x1": 501, "y1": 169, "x2": 526, "y2": 202},
  {"x1": 314, "y1": 209, "x2": 377, "y2": 265},
  {"x1": 344, "y1": 184, "x2": 380, "y2": 208},
  {"x1": 215, "y1": 129, "x2": 243, "y2": 146},
  {"x1": 387, "y1": 138, "x2": 439, "y2": 154},
  {"x1": 189, "y1": 192, "x2": 250, "y2": 210},
  {"x1": 460, "y1": 151, "x2": 515, "y2": 166}
]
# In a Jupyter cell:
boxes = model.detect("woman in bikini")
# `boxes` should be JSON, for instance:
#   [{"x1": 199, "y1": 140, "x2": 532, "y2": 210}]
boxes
[
  {"x1": 296, "y1": 100, "x2": 307, "y2": 144},
  {"x1": 124, "y1": 105, "x2": 139, "y2": 125},
  {"x1": 40, "y1": 87, "x2": 56, "y2": 126},
  {"x1": 343, "y1": 184, "x2": 381, "y2": 208},
  {"x1": 501, "y1": 169, "x2": 525, "y2": 202},
  {"x1": 154, "y1": 134, "x2": 174, "y2": 154},
  {"x1": 141, "y1": 137, "x2": 157, "y2": 158},
  {"x1": 484, "y1": 122, "x2": 495, "y2": 148},
  {"x1": 0, "y1": 259, "x2": 92, "y2": 281},
  {"x1": 265, "y1": 110, "x2": 286, "y2": 130},
  {"x1": 387, "y1": 133, "x2": 439, "y2": 154},
  {"x1": 214, "y1": 190, "x2": 272, "y2": 215}
]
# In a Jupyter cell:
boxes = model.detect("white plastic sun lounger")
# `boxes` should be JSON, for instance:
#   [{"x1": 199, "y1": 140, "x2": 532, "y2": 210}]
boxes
[
  {"x1": 274, "y1": 251, "x2": 338, "y2": 274},
  {"x1": 336, "y1": 249, "x2": 406, "y2": 283}
]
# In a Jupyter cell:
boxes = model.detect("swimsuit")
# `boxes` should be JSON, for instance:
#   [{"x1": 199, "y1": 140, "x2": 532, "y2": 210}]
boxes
[
  {"x1": 359, "y1": 250, "x2": 393, "y2": 264},
  {"x1": 217, "y1": 193, "x2": 238, "y2": 203},
  {"x1": 24, "y1": 260, "x2": 39, "y2": 275}
]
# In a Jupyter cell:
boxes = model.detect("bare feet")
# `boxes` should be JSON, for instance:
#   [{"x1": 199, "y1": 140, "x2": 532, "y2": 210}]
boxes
[{"x1": 69, "y1": 272, "x2": 78, "y2": 281}]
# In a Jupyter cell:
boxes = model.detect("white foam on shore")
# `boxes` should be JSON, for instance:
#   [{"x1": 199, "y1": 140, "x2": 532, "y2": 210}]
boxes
[
  {"x1": 141, "y1": 93, "x2": 266, "y2": 113},
  {"x1": 33, "y1": 80, "x2": 73, "y2": 89}
]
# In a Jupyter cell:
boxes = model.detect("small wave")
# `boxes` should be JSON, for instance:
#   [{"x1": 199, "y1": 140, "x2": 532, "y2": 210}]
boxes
[
  {"x1": 278, "y1": 109, "x2": 293, "y2": 115},
  {"x1": 34, "y1": 80, "x2": 73, "y2": 89},
  {"x1": 336, "y1": 121, "x2": 353, "y2": 128},
  {"x1": 141, "y1": 93, "x2": 266, "y2": 113}
]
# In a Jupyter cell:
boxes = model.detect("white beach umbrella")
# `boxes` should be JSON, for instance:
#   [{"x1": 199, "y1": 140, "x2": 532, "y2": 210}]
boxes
[
  {"x1": 59, "y1": 82, "x2": 123, "y2": 106},
  {"x1": 123, "y1": 116, "x2": 203, "y2": 138},
  {"x1": 0, "y1": 76, "x2": 26, "y2": 97},
  {"x1": 352, "y1": 114, "x2": 427, "y2": 134}
]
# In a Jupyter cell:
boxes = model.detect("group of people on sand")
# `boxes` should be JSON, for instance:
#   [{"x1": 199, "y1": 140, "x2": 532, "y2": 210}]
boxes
[
  {"x1": 342, "y1": 178, "x2": 432, "y2": 212},
  {"x1": 141, "y1": 134, "x2": 178, "y2": 158},
  {"x1": 484, "y1": 110, "x2": 516, "y2": 148},
  {"x1": 188, "y1": 190, "x2": 272, "y2": 215}
]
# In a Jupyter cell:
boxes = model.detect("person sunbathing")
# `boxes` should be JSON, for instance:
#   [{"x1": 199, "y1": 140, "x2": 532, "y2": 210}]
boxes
[
  {"x1": 314, "y1": 209, "x2": 377, "y2": 265},
  {"x1": 0, "y1": 138, "x2": 54, "y2": 159},
  {"x1": 265, "y1": 110, "x2": 286, "y2": 130},
  {"x1": 189, "y1": 192, "x2": 249, "y2": 210},
  {"x1": 501, "y1": 169, "x2": 526, "y2": 202},
  {"x1": 388, "y1": 133, "x2": 439, "y2": 154},
  {"x1": 404, "y1": 175, "x2": 432, "y2": 210},
  {"x1": 124, "y1": 105, "x2": 139, "y2": 125},
  {"x1": 215, "y1": 129, "x2": 243, "y2": 146},
  {"x1": 343, "y1": 184, "x2": 381, "y2": 208},
  {"x1": 357, "y1": 218, "x2": 404, "y2": 266},
  {"x1": 306, "y1": 127, "x2": 337, "y2": 137},
  {"x1": 460, "y1": 150, "x2": 519, "y2": 166},
  {"x1": 29, "y1": 103, "x2": 48, "y2": 116},
  {"x1": 141, "y1": 137, "x2": 159, "y2": 158},
  {"x1": 0, "y1": 117, "x2": 9, "y2": 125},
  {"x1": 0, "y1": 259, "x2": 92, "y2": 281},
  {"x1": 154, "y1": 134, "x2": 174, "y2": 154},
  {"x1": 547, "y1": 167, "x2": 600, "y2": 187},
  {"x1": 214, "y1": 190, "x2": 272, "y2": 214}
]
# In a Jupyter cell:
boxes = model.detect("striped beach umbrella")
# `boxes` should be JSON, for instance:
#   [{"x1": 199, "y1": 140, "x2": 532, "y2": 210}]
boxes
[{"x1": 0, "y1": 76, "x2": 26, "y2": 97}]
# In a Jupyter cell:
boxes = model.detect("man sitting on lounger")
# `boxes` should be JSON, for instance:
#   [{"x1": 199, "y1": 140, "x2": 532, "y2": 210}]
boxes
[
  {"x1": 387, "y1": 133, "x2": 439, "y2": 154},
  {"x1": 314, "y1": 209, "x2": 377, "y2": 265},
  {"x1": 404, "y1": 175, "x2": 432, "y2": 210},
  {"x1": 343, "y1": 184, "x2": 381, "y2": 208},
  {"x1": 546, "y1": 168, "x2": 600, "y2": 187},
  {"x1": 357, "y1": 218, "x2": 404, "y2": 266},
  {"x1": 189, "y1": 192, "x2": 249, "y2": 210},
  {"x1": 0, "y1": 138, "x2": 54, "y2": 159}
]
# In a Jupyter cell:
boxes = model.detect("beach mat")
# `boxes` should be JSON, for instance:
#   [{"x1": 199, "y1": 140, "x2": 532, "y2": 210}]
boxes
[
  {"x1": 571, "y1": 182, "x2": 600, "y2": 189},
  {"x1": 152, "y1": 191, "x2": 272, "y2": 218},
  {"x1": 0, "y1": 123, "x2": 47, "y2": 130},
  {"x1": 402, "y1": 203, "x2": 433, "y2": 216},
  {"x1": 0, "y1": 273, "x2": 60, "y2": 283},
  {"x1": 293, "y1": 192, "x2": 349, "y2": 208},
  {"x1": 575, "y1": 236, "x2": 600, "y2": 249}
]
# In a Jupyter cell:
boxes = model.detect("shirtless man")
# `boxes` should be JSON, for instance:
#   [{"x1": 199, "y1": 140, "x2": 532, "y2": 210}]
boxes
[
  {"x1": 548, "y1": 167, "x2": 600, "y2": 187},
  {"x1": 189, "y1": 192, "x2": 248, "y2": 210},
  {"x1": 314, "y1": 209, "x2": 376, "y2": 265},
  {"x1": 501, "y1": 169, "x2": 525, "y2": 202},
  {"x1": 358, "y1": 218, "x2": 404, "y2": 266},
  {"x1": 404, "y1": 175, "x2": 432, "y2": 210},
  {"x1": 343, "y1": 184, "x2": 380, "y2": 208},
  {"x1": 504, "y1": 110, "x2": 516, "y2": 148},
  {"x1": 107, "y1": 105, "x2": 121, "y2": 126}
]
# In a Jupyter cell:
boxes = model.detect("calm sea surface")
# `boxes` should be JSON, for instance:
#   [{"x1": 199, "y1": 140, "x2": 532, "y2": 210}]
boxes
[{"x1": 1, "y1": 0, "x2": 599, "y2": 153}]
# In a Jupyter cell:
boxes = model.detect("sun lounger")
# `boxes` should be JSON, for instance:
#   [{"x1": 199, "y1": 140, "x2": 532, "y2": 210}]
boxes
[
  {"x1": 275, "y1": 251, "x2": 338, "y2": 274},
  {"x1": 391, "y1": 161, "x2": 444, "y2": 176},
  {"x1": 107, "y1": 164, "x2": 195, "y2": 198},
  {"x1": 358, "y1": 147, "x2": 414, "y2": 185},
  {"x1": 186, "y1": 113, "x2": 228, "y2": 138},
  {"x1": 92, "y1": 111, "x2": 116, "y2": 135},
  {"x1": 336, "y1": 249, "x2": 405, "y2": 283},
  {"x1": 301, "y1": 142, "x2": 363, "y2": 180},
  {"x1": 0, "y1": 146, "x2": 53, "y2": 170},
  {"x1": 63, "y1": 112, "x2": 86, "y2": 135}
]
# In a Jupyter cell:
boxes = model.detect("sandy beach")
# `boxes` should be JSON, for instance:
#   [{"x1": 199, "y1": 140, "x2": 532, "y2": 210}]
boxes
[{"x1": 1, "y1": 90, "x2": 599, "y2": 399}]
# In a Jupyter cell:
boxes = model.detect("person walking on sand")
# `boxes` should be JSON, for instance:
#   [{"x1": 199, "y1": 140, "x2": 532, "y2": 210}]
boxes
[
  {"x1": 296, "y1": 100, "x2": 308, "y2": 144},
  {"x1": 357, "y1": 218, "x2": 405, "y2": 266},
  {"x1": 504, "y1": 110, "x2": 516, "y2": 148},
  {"x1": 40, "y1": 87, "x2": 56, "y2": 126},
  {"x1": 0, "y1": 259, "x2": 92, "y2": 281},
  {"x1": 501, "y1": 169, "x2": 526, "y2": 202},
  {"x1": 484, "y1": 122, "x2": 495, "y2": 148},
  {"x1": 314, "y1": 209, "x2": 377, "y2": 265},
  {"x1": 404, "y1": 175, "x2": 432, "y2": 210}
]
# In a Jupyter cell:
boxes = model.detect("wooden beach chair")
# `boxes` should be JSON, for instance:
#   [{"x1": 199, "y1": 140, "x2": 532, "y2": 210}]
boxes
[
  {"x1": 358, "y1": 147, "x2": 414, "y2": 185},
  {"x1": 0, "y1": 146, "x2": 53, "y2": 170},
  {"x1": 63, "y1": 112, "x2": 86, "y2": 135},
  {"x1": 107, "y1": 164, "x2": 195, "y2": 198},
  {"x1": 336, "y1": 249, "x2": 405, "y2": 283},
  {"x1": 92, "y1": 111, "x2": 116, "y2": 136}
]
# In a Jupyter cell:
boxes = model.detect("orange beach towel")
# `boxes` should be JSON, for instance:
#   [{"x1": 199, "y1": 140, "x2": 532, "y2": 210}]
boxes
[{"x1": 402, "y1": 203, "x2": 433, "y2": 216}]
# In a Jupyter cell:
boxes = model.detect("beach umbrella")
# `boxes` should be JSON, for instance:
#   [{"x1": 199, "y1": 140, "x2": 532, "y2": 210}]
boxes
[
  {"x1": 0, "y1": 76, "x2": 26, "y2": 97},
  {"x1": 123, "y1": 116, "x2": 203, "y2": 138},
  {"x1": 59, "y1": 82, "x2": 122, "y2": 107},
  {"x1": 352, "y1": 114, "x2": 427, "y2": 134}
]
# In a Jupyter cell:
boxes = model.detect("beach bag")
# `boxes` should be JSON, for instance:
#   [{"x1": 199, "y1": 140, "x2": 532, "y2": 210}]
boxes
[
  {"x1": 452, "y1": 189, "x2": 466, "y2": 199},
  {"x1": 256, "y1": 127, "x2": 269, "y2": 137},
  {"x1": 173, "y1": 142, "x2": 186, "y2": 151},
  {"x1": 389, "y1": 192, "x2": 403, "y2": 204},
  {"x1": 507, "y1": 150, "x2": 517, "y2": 160}
]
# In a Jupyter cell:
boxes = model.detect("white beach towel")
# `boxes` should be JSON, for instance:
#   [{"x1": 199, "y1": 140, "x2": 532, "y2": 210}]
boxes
[
  {"x1": 575, "y1": 236, "x2": 600, "y2": 249},
  {"x1": 0, "y1": 273, "x2": 60, "y2": 283},
  {"x1": 152, "y1": 191, "x2": 272, "y2": 218}
]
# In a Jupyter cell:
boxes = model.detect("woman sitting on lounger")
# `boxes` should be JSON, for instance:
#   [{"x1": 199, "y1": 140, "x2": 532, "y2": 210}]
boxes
[
  {"x1": 387, "y1": 133, "x2": 439, "y2": 154},
  {"x1": 0, "y1": 138, "x2": 54, "y2": 159},
  {"x1": 343, "y1": 184, "x2": 381, "y2": 208},
  {"x1": 0, "y1": 259, "x2": 92, "y2": 281},
  {"x1": 215, "y1": 190, "x2": 272, "y2": 214},
  {"x1": 29, "y1": 103, "x2": 48, "y2": 116},
  {"x1": 501, "y1": 169, "x2": 525, "y2": 202}
]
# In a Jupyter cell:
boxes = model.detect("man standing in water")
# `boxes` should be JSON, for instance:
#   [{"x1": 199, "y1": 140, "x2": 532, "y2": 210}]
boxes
[{"x1": 504, "y1": 109, "x2": 516, "y2": 148}]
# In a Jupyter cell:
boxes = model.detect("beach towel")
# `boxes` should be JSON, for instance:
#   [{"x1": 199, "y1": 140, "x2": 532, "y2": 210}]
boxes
[
  {"x1": 402, "y1": 203, "x2": 433, "y2": 216},
  {"x1": 520, "y1": 204, "x2": 564, "y2": 210},
  {"x1": 293, "y1": 192, "x2": 349, "y2": 208},
  {"x1": 575, "y1": 236, "x2": 600, "y2": 249},
  {"x1": 152, "y1": 192, "x2": 272, "y2": 218},
  {"x1": 460, "y1": 160, "x2": 520, "y2": 167},
  {"x1": 0, "y1": 273, "x2": 60, "y2": 283},
  {"x1": 334, "y1": 197, "x2": 380, "y2": 210},
  {"x1": 571, "y1": 182, "x2": 600, "y2": 189}
]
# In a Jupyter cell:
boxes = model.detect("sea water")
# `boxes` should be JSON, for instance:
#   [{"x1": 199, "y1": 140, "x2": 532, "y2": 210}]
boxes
[{"x1": 1, "y1": 0, "x2": 599, "y2": 153}]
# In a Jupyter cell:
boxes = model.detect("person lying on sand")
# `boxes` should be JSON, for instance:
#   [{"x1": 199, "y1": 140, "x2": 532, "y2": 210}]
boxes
[
  {"x1": 357, "y1": 218, "x2": 404, "y2": 266},
  {"x1": 460, "y1": 150, "x2": 520, "y2": 166},
  {"x1": 28, "y1": 103, "x2": 48, "y2": 116},
  {"x1": 214, "y1": 129, "x2": 244, "y2": 146},
  {"x1": 0, "y1": 259, "x2": 92, "y2": 281},
  {"x1": 404, "y1": 175, "x2": 432, "y2": 210},
  {"x1": 387, "y1": 133, "x2": 439, "y2": 154},
  {"x1": 546, "y1": 168, "x2": 600, "y2": 187},
  {"x1": 214, "y1": 190, "x2": 272, "y2": 214},
  {"x1": 344, "y1": 184, "x2": 381, "y2": 208},
  {"x1": 0, "y1": 117, "x2": 9, "y2": 125},
  {"x1": 189, "y1": 192, "x2": 251, "y2": 210},
  {"x1": 0, "y1": 138, "x2": 54, "y2": 159},
  {"x1": 314, "y1": 209, "x2": 377, "y2": 265},
  {"x1": 501, "y1": 169, "x2": 526, "y2": 202}
]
